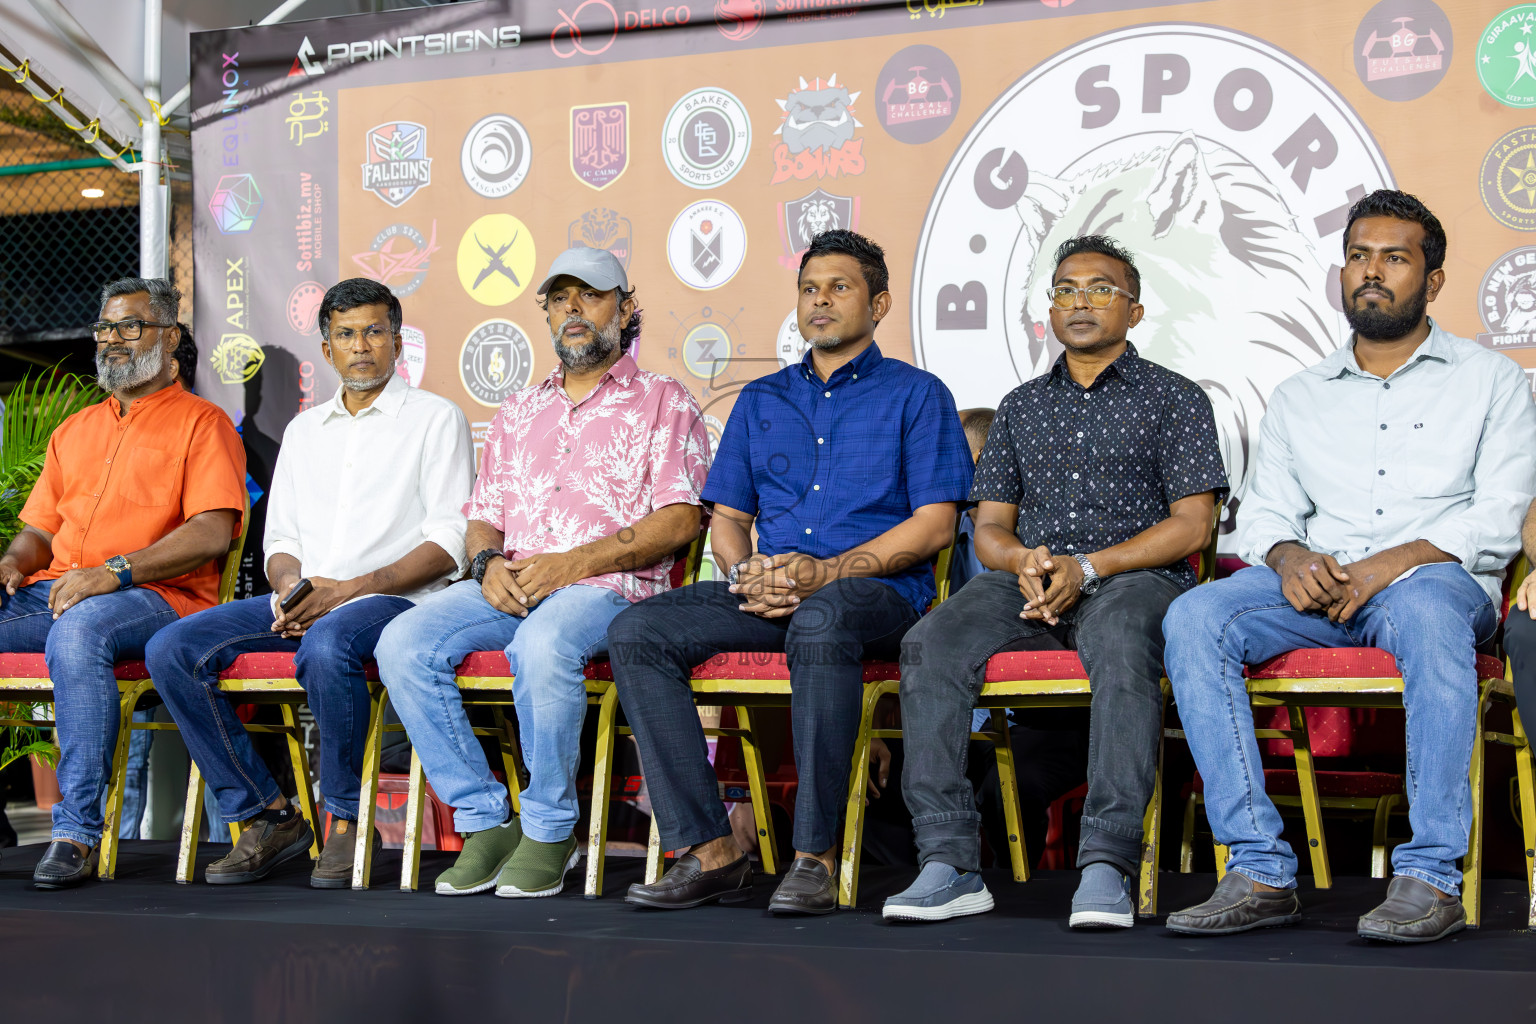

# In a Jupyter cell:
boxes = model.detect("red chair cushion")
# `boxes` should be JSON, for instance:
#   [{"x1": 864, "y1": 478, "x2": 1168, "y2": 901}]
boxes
[
  {"x1": 982, "y1": 650, "x2": 1088, "y2": 682},
  {"x1": 464, "y1": 650, "x2": 899, "y2": 684},
  {"x1": 0, "y1": 653, "x2": 148, "y2": 680},
  {"x1": 1258, "y1": 706, "x2": 1355, "y2": 757},
  {"x1": 1246, "y1": 647, "x2": 1503, "y2": 681},
  {"x1": 1192, "y1": 768, "x2": 1403, "y2": 800},
  {"x1": 218, "y1": 652, "x2": 380, "y2": 682}
]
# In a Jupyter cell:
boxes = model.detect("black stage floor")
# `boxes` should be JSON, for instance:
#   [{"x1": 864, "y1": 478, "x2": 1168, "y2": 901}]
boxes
[{"x1": 0, "y1": 841, "x2": 1533, "y2": 1022}]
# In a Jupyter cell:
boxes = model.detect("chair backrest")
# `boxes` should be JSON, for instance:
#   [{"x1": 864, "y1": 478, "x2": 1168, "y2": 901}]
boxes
[
  {"x1": 930, "y1": 521, "x2": 958, "y2": 608},
  {"x1": 1507, "y1": 555, "x2": 1529, "y2": 616},
  {"x1": 217, "y1": 494, "x2": 252, "y2": 605},
  {"x1": 670, "y1": 508, "x2": 712, "y2": 589},
  {"x1": 1189, "y1": 501, "x2": 1224, "y2": 585}
]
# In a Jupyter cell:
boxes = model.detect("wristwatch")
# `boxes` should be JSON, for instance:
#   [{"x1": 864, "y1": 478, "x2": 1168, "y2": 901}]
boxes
[
  {"x1": 470, "y1": 548, "x2": 502, "y2": 585},
  {"x1": 105, "y1": 555, "x2": 133, "y2": 590},
  {"x1": 1073, "y1": 553, "x2": 1102, "y2": 596},
  {"x1": 727, "y1": 558, "x2": 752, "y2": 586}
]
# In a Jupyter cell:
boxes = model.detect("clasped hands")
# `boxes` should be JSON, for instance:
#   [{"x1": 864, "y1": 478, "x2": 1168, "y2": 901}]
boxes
[
  {"x1": 1013, "y1": 545, "x2": 1087, "y2": 626},
  {"x1": 1271, "y1": 543, "x2": 1390, "y2": 623},
  {"x1": 728, "y1": 552, "x2": 829, "y2": 618},
  {"x1": 271, "y1": 575, "x2": 358, "y2": 638},
  {"x1": 481, "y1": 550, "x2": 588, "y2": 618}
]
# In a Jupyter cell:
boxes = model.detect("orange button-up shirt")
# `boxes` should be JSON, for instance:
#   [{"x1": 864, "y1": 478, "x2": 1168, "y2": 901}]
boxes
[{"x1": 21, "y1": 382, "x2": 247, "y2": 618}]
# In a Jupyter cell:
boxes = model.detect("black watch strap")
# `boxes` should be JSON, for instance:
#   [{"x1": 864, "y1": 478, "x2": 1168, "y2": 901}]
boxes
[{"x1": 470, "y1": 548, "x2": 502, "y2": 584}]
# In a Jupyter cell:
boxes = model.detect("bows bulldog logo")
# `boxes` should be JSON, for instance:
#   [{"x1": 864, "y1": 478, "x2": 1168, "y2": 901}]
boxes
[
  {"x1": 913, "y1": 24, "x2": 1392, "y2": 523},
  {"x1": 771, "y1": 74, "x2": 865, "y2": 185},
  {"x1": 362, "y1": 121, "x2": 432, "y2": 207}
]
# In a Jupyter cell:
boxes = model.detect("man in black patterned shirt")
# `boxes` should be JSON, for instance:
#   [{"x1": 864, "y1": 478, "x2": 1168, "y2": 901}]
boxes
[{"x1": 885, "y1": 236, "x2": 1228, "y2": 928}]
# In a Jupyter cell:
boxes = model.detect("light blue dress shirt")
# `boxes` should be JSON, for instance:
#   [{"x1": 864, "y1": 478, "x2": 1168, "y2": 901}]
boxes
[{"x1": 1237, "y1": 319, "x2": 1536, "y2": 603}]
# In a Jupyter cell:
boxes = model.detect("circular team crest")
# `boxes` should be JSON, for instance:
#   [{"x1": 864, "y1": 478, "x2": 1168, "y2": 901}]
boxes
[
  {"x1": 286, "y1": 280, "x2": 324, "y2": 334},
  {"x1": 777, "y1": 308, "x2": 809, "y2": 367},
  {"x1": 1478, "y1": 246, "x2": 1536, "y2": 341},
  {"x1": 1481, "y1": 127, "x2": 1536, "y2": 230},
  {"x1": 460, "y1": 319, "x2": 534, "y2": 407},
  {"x1": 461, "y1": 114, "x2": 531, "y2": 198},
  {"x1": 356, "y1": 222, "x2": 438, "y2": 297},
  {"x1": 397, "y1": 325, "x2": 426, "y2": 387},
  {"x1": 667, "y1": 200, "x2": 747, "y2": 289},
  {"x1": 876, "y1": 45, "x2": 962, "y2": 144},
  {"x1": 913, "y1": 24, "x2": 1392, "y2": 515},
  {"x1": 662, "y1": 88, "x2": 751, "y2": 188},
  {"x1": 1478, "y1": 5, "x2": 1536, "y2": 108},
  {"x1": 457, "y1": 213, "x2": 537, "y2": 305},
  {"x1": 1352, "y1": 0, "x2": 1453, "y2": 102},
  {"x1": 681, "y1": 319, "x2": 734, "y2": 381}
]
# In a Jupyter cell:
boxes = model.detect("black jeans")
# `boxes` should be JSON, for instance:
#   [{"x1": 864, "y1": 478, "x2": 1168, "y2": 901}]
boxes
[
  {"x1": 1503, "y1": 610, "x2": 1536, "y2": 741},
  {"x1": 899, "y1": 568, "x2": 1181, "y2": 877},
  {"x1": 608, "y1": 578, "x2": 921, "y2": 853}
]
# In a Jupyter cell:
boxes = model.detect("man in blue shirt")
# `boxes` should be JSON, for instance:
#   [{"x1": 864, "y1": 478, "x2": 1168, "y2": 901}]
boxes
[
  {"x1": 1164, "y1": 190, "x2": 1536, "y2": 943},
  {"x1": 610, "y1": 230, "x2": 974, "y2": 914}
]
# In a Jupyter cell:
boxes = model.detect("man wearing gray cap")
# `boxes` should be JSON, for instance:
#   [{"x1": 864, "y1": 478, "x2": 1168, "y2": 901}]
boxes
[{"x1": 377, "y1": 245, "x2": 710, "y2": 898}]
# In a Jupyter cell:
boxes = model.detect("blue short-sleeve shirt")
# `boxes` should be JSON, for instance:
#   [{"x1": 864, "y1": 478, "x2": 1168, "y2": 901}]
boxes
[{"x1": 703, "y1": 343, "x2": 974, "y2": 611}]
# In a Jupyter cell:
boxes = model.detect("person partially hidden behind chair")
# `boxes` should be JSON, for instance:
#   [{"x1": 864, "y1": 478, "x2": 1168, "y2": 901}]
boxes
[
  {"x1": 884, "y1": 236, "x2": 1228, "y2": 927},
  {"x1": 608, "y1": 230, "x2": 975, "y2": 914},
  {"x1": 145, "y1": 278, "x2": 474, "y2": 887},
  {"x1": 375, "y1": 245, "x2": 710, "y2": 899},
  {"x1": 1163, "y1": 189, "x2": 1536, "y2": 943},
  {"x1": 0, "y1": 277, "x2": 246, "y2": 889}
]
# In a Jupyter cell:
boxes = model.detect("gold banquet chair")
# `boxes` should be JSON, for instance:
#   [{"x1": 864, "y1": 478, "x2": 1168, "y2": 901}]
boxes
[
  {"x1": 0, "y1": 498, "x2": 249, "y2": 881},
  {"x1": 356, "y1": 528, "x2": 708, "y2": 894},
  {"x1": 842, "y1": 512, "x2": 1221, "y2": 913}
]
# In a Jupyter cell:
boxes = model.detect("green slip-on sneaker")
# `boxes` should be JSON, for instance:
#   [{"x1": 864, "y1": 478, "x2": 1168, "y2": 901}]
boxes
[
  {"x1": 494, "y1": 834, "x2": 580, "y2": 898},
  {"x1": 434, "y1": 818, "x2": 523, "y2": 895}
]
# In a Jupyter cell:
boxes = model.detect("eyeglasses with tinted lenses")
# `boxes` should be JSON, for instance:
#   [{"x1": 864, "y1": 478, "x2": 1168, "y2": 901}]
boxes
[
  {"x1": 89, "y1": 319, "x2": 175, "y2": 341},
  {"x1": 1046, "y1": 285, "x2": 1136, "y2": 309}
]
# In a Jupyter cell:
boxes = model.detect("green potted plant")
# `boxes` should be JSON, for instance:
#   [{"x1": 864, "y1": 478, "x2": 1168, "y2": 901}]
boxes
[{"x1": 0, "y1": 367, "x2": 94, "y2": 782}]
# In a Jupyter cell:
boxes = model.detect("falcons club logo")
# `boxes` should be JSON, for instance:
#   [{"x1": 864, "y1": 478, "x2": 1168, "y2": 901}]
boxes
[
  {"x1": 361, "y1": 122, "x2": 432, "y2": 207},
  {"x1": 571, "y1": 102, "x2": 628, "y2": 191}
]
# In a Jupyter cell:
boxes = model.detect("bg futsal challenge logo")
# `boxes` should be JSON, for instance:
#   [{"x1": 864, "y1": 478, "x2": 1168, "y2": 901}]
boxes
[{"x1": 912, "y1": 25, "x2": 1393, "y2": 524}]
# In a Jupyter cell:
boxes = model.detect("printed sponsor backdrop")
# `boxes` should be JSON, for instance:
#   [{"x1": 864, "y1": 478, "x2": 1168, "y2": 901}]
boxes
[{"x1": 192, "y1": 0, "x2": 1531, "y2": 542}]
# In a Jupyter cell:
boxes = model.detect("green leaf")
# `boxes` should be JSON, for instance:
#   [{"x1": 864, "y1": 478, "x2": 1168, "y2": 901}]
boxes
[{"x1": 0, "y1": 739, "x2": 58, "y2": 774}]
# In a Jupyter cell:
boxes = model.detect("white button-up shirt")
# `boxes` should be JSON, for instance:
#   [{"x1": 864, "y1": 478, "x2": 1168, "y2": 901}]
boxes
[
  {"x1": 264, "y1": 373, "x2": 474, "y2": 606},
  {"x1": 1238, "y1": 319, "x2": 1536, "y2": 603}
]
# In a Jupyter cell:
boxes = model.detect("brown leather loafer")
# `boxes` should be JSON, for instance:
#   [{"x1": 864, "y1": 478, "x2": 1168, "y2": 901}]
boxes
[
  {"x1": 625, "y1": 853, "x2": 753, "y2": 909},
  {"x1": 207, "y1": 810, "x2": 314, "y2": 885},
  {"x1": 1358, "y1": 875, "x2": 1466, "y2": 943},
  {"x1": 1165, "y1": 871, "x2": 1301, "y2": 936},
  {"x1": 310, "y1": 817, "x2": 382, "y2": 889},
  {"x1": 768, "y1": 857, "x2": 837, "y2": 916}
]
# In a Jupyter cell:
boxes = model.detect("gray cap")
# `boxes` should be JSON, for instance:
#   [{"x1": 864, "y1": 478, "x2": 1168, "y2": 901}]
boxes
[{"x1": 535, "y1": 243, "x2": 629, "y2": 296}]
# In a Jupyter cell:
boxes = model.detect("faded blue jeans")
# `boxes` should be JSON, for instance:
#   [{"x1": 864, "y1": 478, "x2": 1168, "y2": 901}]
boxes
[
  {"x1": 375, "y1": 580, "x2": 628, "y2": 843},
  {"x1": 0, "y1": 579, "x2": 178, "y2": 847},
  {"x1": 1163, "y1": 563, "x2": 1496, "y2": 895}
]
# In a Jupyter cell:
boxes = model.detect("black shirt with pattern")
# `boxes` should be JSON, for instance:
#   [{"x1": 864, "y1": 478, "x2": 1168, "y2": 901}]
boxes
[{"x1": 969, "y1": 342, "x2": 1230, "y2": 591}]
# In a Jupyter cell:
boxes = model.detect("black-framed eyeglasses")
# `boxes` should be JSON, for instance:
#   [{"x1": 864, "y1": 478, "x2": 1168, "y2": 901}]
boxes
[
  {"x1": 1045, "y1": 285, "x2": 1137, "y2": 310},
  {"x1": 89, "y1": 319, "x2": 176, "y2": 342}
]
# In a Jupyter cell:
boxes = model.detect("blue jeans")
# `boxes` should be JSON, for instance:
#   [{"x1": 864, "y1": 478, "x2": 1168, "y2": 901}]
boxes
[
  {"x1": 375, "y1": 580, "x2": 628, "y2": 842},
  {"x1": 145, "y1": 594, "x2": 413, "y2": 822},
  {"x1": 0, "y1": 580, "x2": 178, "y2": 846},
  {"x1": 1163, "y1": 564, "x2": 1497, "y2": 894}
]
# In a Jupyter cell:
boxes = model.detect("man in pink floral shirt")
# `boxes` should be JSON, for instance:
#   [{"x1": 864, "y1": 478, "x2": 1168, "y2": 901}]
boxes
[{"x1": 377, "y1": 245, "x2": 709, "y2": 899}]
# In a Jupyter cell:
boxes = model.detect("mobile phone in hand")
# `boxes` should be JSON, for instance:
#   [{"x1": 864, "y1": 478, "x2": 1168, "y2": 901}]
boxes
[{"x1": 280, "y1": 578, "x2": 314, "y2": 613}]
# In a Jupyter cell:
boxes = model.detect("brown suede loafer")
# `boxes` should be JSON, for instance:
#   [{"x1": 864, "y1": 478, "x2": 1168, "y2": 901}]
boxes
[
  {"x1": 768, "y1": 857, "x2": 837, "y2": 916},
  {"x1": 207, "y1": 811, "x2": 313, "y2": 885},
  {"x1": 625, "y1": 853, "x2": 753, "y2": 910},
  {"x1": 1165, "y1": 871, "x2": 1301, "y2": 936},
  {"x1": 310, "y1": 817, "x2": 382, "y2": 889},
  {"x1": 1358, "y1": 875, "x2": 1466, "y2": 943}
]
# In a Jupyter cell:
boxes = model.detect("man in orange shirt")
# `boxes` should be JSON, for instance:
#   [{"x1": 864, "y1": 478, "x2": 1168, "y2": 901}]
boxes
[{"x1": 0, "y1": 277, "x2": 246, "y2": 889}]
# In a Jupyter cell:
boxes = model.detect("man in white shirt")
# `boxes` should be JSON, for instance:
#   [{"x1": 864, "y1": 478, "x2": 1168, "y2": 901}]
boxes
[
  {"x1": 146, "y1": 278, "x2": 474, "y2": 888},
  {"x1": 1162, "y1": 190, "x2": 1536, "y2": 943}
]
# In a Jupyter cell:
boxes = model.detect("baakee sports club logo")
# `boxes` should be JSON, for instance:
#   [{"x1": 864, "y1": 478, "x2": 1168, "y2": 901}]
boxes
[
  {"x1": 771, "y1": 74, "x2": 865, "y2": 185},
  {"x1": 353, "y1": 222, "x2": 439, "y2": 297},
  {"x1": 715, "y1": 0, "x2": 764, "y2": 41},
  {"x1": 572, "y1": 103, "x2": 628, "y2": 190},
  {"x1": 569, "y1": 208, "x2": 632, "y2": 268},
  {"x1": 664, "y1": 88, "x2": 751, "y2": 189},
  {"x1": 777, "y1": 188, "x2": 859, "y2": 267},
  {"x1": 362, "y1": 122, "x2": 432, "y2": 207},
  {"x1": 913, "y1": 24, "x2": 1392, "y2": 527}
]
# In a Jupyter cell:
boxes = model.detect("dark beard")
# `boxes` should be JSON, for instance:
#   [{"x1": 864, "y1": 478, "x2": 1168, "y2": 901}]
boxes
[{"x1": 1344, "y1": 280, "x2": 1428, "y2": 341}]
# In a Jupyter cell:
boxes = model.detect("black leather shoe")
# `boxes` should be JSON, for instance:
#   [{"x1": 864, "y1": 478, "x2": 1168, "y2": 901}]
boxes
[
  {"x1": 1358, "y1": 875, "x2": 1466, "y2": 943},
  {"x1": 768, "y1": 856, "x2": 837, "y2": 916},
  {"x1": 32, "y1": 840, "x2": 98, "y2": 889},
  {"x1": 1165, "y1": 871, "x2": 1301, "y2": 936},
  {"x1": 625, "y1": 853, "x2": 753, "y2": 909}
]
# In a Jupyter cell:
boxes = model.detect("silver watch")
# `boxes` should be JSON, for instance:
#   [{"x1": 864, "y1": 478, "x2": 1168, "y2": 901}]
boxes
[
  {"x1": 1073, "y1": 553, "x2": 1102, "y2": 596},
  {"x1": 728, "y1": 558, "x2": 751, "y2": 586}
]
